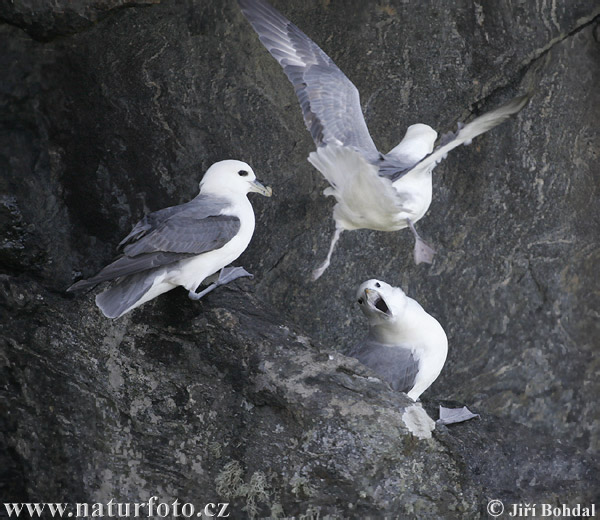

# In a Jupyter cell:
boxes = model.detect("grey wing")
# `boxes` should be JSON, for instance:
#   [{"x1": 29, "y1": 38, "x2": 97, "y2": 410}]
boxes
[
  {"x1": 67, "y1": 251, "x2": 192, "y2": 292},
  {"x1": 384, "y1": 93, "x2": 532, "y2": 182},
  {"x1": 239, "y1": 0, "x2": 379, "y2": 159},
  {"x1": 122, "y1": 215, "x2": 240, "y2": 256},
  {"x1": 118, "y1": 205, "x2": 184, "y2": 250},
  {"x1": 349, "y1": 339, "x2": 419, "y2": 394},
  {"x1": 118, "y1": 193, "x2": 231, "y2": 249},
  {"x1": 68, "y1": 194, "x2": 240, "y2": 292}
]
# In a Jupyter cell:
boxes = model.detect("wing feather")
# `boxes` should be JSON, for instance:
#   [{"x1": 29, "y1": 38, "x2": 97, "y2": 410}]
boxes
[
  {"x1": 68, "y1": 194, "x2": 240, "y2": 292},
  {"x1": 122, "y1": 216, "x2": 239, "y2": 256},
  {"x1": 239, "y1": 0, "x2": 379, "y2": 158},
  {"x1": 349, "y1": 339, "x2": 420, "y2": 394},
  {"x1": 384, "y1": 93, "x2": 532, "y2": 182}
]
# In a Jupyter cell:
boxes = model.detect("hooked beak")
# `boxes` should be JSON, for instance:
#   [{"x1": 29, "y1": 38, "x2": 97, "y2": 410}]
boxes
[
  {"x1": 364, "y1": 288, "x2": 392, "y2": 316},
  {"x1": 249, "y1": 179, "x2": 273, "y2": 197}
]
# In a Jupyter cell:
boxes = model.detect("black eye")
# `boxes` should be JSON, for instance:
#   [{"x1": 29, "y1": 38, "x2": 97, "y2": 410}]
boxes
[
  {"x1": 375, "y1": 282, "x2": 381, "y2": 288},
  {"x1": 238, "y1": 170, "x2": 249, "y2": 177},
  {"x1": 357, "y1": 298, "x2": 363, "y2": 304}
]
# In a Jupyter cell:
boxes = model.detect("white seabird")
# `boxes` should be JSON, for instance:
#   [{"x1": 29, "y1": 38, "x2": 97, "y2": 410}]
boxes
[
  {"x1": 351, "y1": 279, "x2": 479, "y2": 424},
  {"x1": 239, "y1": 0, "x2": 531, "y2": 279},
  {"x1": 350, "y1": 279, "x2": 448, "y2": 401},
  {"x1": 68, "y1": 160, "x2": 272, "y2": 319}
]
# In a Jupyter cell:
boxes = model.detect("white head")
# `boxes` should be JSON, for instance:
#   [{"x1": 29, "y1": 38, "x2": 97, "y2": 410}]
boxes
[
  {"x1": 200, "y1": 160, "x2": 272, "y2": 197},
  {"x1": 403, "y1": 123, "x2": 438, "y2": 143},
  {"x1": 356, "y1": 279, "x2": 408, "y2": 327},
  {"x1": 388, "y1": 124, "x2": 438, "y2": 161}
]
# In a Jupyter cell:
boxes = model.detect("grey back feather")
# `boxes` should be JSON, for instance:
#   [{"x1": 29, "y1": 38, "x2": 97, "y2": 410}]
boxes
[
  {"x1": 376, "y1": 155, "x2": 415, "y2": 180},
  {"x1": 239, "y1": 0, "x2": 379, "y2": 160},
  {"x1": 349, "y1": 338, "x2": 420, "y2": 393}
]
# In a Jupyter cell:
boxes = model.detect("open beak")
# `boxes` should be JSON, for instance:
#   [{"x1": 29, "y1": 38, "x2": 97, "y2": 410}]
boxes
[
  {"x1": 364, "y1": 288, "x2": 392, "y2": 316},
  {"x1": 249, "y1": 179, "x2": 273, "y2": 197}
]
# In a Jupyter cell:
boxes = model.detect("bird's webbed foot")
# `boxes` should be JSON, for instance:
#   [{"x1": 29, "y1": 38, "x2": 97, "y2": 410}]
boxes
[
  {"x1": 414, "y1": 237, "x2": 436, "y2": 265},
  {"x1": 407, "y1": 219, "x2": 435, "y2": 265},
  {"x1": 188, "y1": 267, "x2": 254, "y2": 301},
  {"x1": 437, "y1": 405, "x2": 480, "y2": 425}
]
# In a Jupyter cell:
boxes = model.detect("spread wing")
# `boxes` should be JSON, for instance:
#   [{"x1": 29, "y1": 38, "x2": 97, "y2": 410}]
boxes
[
  {"x1": 382, "y1": 93, "x2": 532, "y2": 182},
  {"x1": 239, "y1": 0, "x2": 379, "y2": 160},
  {"x1": 68, "y1": 194, "x2": 240, "y2": 292},
  {"x1": 349, "y1": 338, "x2": 419, "y2": 394}
]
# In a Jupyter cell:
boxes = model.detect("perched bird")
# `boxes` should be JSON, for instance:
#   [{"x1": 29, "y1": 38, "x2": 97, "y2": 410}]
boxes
[
  {"x1": 350, "y1": 279, "x2": 448, "y2": 401},
  {"x1": 68, "y1": 160, "x2": 272, "y2": 319},
  {"x1": 239, "y1": 0, "x2": 531, "y2": 279}
]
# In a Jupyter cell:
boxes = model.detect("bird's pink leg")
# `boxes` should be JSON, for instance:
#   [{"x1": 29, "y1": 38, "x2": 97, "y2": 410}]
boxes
[
  {"x1": 188, "y1": 267, "x2": 253, "y2": 300},
  {"x1": 311, "y1": 227, "x2": 343, "y2": 281}
]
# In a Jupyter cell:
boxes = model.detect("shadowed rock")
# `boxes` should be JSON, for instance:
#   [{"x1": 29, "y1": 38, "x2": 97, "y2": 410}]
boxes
[{"x1": 2, "y1": 276, "x2": 598, "y2": 516}]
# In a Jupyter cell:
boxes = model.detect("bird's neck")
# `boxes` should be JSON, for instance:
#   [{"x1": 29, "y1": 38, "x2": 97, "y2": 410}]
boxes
[
  {"x1": 217, "y1": 193, "x2": 255, "y2": 230},
  {"x1": 370, "y1": 319, "x2": 420, "y2": 345},
  {"x1": 370, "y1": 300, "x2": 446, "y2": 351},
  {"x1": 200, "y1": 185, "x2": 249, "y2": 201}
]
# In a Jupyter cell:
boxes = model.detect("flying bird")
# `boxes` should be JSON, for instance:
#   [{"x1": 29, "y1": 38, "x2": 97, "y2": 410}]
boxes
[
  {"x1": 350, "y1": 279, "x2": 448, "y2": 401},
  {"x1": 239, "y1": 0, "x2": 531, "y2": 279},
  {"x1": 68, "y1": 160, "x2": 272, "y2": 319}
]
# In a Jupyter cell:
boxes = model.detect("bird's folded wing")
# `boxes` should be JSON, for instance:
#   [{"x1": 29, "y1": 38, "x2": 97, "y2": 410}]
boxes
[
  {"x1": 68, "y1": 199, "x2": 241, "y2": 292},
  {"x1": 67, "y1": 251, "x2": 191, "y2": 292},
  {"x1": 349, "y1": 339, "x2": 419, "y2": 394},
  {"x1": 122, "y1": 216, "x2": 240, "y2": 256},
  {"x1": 118, "y1": 193, "x2": 232, "y2": 249},
  {"x1": 396, "y1": 93, "x2": 531, "y2": 180},
  {"x1": 118, "y1": 204, "x2": 186, "y2": 249},
  {"x1": 239, "y1": 0, "x2": 379, "y2": 159}
]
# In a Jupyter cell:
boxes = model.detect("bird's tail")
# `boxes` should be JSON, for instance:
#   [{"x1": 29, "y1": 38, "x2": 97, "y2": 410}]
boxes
[
  {"x1": 67, "y1": 277, "x2": 99, "y2": 293},
  {"x1": 95, "y1": 272, "x2": 156, "y2": 319},
  {"x1": 308, "y1": 144, "x2": 400, "y2": 229}
]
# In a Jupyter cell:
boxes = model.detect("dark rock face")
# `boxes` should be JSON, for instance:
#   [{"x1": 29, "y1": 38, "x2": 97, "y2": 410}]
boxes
[
  {"x1": 1, "y1": 0, "x2": 599, "y2": 516},
  {"x1": 0, "y1": 0, "x2": 159, "y2": 41},
  {"x1": 2, "y1": 277, "x2": 598, "y2": 517}
]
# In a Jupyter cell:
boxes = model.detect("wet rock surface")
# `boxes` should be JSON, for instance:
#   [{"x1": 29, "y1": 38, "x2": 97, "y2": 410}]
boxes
[
  {"x1": 1, "y1": 0, "x2": 599, "y2": 516},
  {"x1": 2, "y1": 276, "x2": 598, "y2": 516}
]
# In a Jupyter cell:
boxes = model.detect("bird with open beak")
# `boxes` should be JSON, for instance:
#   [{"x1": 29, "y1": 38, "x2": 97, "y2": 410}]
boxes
[{"x1": 351, "y1": 279, "x2": 448, "y2": 401}]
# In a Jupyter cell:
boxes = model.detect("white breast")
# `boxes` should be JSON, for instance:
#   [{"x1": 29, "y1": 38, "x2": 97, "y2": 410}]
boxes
[
  {"x1": 169, "y1": 195, "x2": 256, "y2": 292},
  {"x1": 372, "y1": 297, "x2": 448, "y2": 401},
  {"x1": 391, "y1": 169, "x2": 434, "y2": 226}
]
